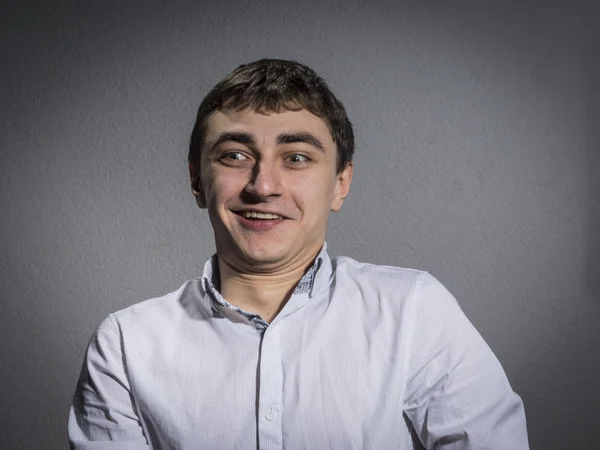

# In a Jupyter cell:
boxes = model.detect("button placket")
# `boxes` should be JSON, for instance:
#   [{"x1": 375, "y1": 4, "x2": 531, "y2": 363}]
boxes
[{"x1": 257, "y1": 327, "x2": 283, "y2": 450}]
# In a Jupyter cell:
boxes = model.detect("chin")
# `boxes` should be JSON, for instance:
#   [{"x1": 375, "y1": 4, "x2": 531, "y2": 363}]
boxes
[
  {"x1": 237, "y1": 240, "x2": 297, "y2": 266},
  {"x1": 241, "y1": 248, "x2": 286, "y2": 265}
]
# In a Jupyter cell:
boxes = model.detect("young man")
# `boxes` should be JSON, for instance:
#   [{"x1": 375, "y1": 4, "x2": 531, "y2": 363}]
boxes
[{"x1": 69, "y1": 59, "x2": 529, "y2": 449}]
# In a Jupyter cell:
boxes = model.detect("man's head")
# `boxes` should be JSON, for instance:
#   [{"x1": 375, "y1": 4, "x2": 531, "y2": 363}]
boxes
[
  {"x1": 188, "y1": 59, "x2": 354, "y2": 173},
  {"x1": 189, "y1": 59, "x2": 354, "y2": 273}
]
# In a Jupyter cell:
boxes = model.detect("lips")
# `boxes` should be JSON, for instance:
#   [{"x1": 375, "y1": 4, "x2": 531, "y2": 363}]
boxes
[
  {"x1": 233, "y1": 209, "x2": 287, "y2": 231},
  {"x1": 240, "y1": 211, "x2": 282, "y2": 220},
  {"x1": 232, "y1": 209, "x2": 288, "y2": 220}
]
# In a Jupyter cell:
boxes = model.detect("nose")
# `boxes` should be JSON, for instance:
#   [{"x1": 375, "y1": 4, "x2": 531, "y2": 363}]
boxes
[{"x1": 244, "y1": 160, "x2": 283, "y2": 199}]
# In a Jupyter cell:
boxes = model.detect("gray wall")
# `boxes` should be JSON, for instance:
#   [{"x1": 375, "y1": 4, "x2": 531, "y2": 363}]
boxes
[{"x1": 1, "y1": 1, "x2": 598, "y2": 448}]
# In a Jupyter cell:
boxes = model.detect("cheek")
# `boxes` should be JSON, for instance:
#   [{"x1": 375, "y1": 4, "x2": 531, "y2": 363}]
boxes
[
  {"x1": 294, "y1": 175, "x2": 337, "y2": 212},
  {"x1": 203, "y1": 170, "x2": 247, "y2": 204}
]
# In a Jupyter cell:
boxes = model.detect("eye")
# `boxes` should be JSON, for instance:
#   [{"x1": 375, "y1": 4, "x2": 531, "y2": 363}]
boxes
[
  {"x1": 220, "y1": 151, "x2": 249, "y2": 162},
  {"x1": 286, "y1": 154, "x2": 310, "y2": 164}
]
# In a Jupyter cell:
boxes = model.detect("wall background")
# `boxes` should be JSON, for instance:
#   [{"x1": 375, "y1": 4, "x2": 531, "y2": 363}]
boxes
[{"x1": 1, "y1": 0, "x2": 598, "y2": 448}]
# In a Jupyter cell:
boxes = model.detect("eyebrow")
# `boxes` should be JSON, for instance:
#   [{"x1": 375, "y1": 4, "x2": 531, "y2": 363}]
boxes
[
  {"x1": 209, "y1": 131, "x2": 325, "y2": 153},
  {"x1": 210, "y1": 132, "x2": 256, "y2": 152},
  {"x1": 277, "y1": 132, "x2": 325, "y2": 152}
]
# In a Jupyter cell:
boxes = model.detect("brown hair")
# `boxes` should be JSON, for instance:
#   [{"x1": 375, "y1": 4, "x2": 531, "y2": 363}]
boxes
[{"x1": 188, "y1": 59, "x2": 354, "y2": 173}]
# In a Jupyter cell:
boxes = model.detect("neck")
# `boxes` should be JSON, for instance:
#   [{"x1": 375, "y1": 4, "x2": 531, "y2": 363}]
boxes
[{"x1": 216, "y1": 253, "x2": 319, "y2": 324}]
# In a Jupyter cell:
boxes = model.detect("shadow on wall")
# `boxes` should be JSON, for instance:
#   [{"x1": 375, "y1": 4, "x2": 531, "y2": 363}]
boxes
[{"x1": 587, "y1": 31, "x2": 600, "y2": 301}]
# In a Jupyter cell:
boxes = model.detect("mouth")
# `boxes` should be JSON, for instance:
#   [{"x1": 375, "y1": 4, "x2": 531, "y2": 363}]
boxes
[{"x1": 234, "y1": 210, "x2": 286, "y2": 220}]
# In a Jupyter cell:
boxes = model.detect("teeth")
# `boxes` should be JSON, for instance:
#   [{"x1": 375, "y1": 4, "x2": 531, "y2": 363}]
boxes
[{"x1": 242, "y1": 211, "x2": 282, "y2": 220}]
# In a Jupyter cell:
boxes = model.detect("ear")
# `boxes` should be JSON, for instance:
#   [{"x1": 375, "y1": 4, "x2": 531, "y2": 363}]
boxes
[
  {"x1": 189, "y1": 162, "x2": 207, "y2": 209},
  {"x1": 331, "y1": 162, "x2": 353, "y2": 212}
]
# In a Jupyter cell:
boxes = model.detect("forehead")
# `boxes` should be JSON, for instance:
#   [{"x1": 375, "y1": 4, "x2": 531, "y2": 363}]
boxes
[{"x1": 204, "y1": 108, "x2": 334, "y2": 145}]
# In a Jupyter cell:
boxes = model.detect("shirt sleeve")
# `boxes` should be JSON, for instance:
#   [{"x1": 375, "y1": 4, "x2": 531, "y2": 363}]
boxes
[
  {"x1": 403, "y1": 273, "x2": 529, "y2": 449},
  {"x1": 68, "y1": 316, "x2": 150, "y2": 449}
]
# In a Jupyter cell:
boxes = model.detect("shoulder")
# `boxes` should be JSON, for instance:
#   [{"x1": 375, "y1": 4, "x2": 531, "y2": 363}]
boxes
[
  {"x1": 331, "y1": 255, "x2": 460, "y2": 312},
  {"x1": 107, "y1": 278, "x2": 206, "y2": 330},
  {"x1": 332, "y1": 255, "x2": 429, "y2": 291}
]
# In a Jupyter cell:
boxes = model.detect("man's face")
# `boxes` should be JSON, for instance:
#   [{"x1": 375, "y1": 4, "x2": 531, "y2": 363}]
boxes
[{"x1": 190, "y1": 108, "x2": 353, "y2": 273}]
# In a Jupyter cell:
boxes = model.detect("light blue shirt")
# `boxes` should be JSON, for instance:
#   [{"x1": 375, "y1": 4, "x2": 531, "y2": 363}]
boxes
[{"x1": 68, "y1": 244, "x2": 529, "y2": 449}]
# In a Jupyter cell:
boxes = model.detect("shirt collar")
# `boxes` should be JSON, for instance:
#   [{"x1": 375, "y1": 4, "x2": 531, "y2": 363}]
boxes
[{"x1": 201, "y1": 242, "x2": 333, "y2": 318}]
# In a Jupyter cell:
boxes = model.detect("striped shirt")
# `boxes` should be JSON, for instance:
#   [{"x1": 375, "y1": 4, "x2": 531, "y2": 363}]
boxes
[{"x1": 68, "y1": 244, "x2": 529, "y2": 449}]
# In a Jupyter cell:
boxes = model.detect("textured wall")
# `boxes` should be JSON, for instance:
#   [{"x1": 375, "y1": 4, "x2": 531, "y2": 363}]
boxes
[{"x1": 1, "y1": 0, "x2": 598, "y2": 448}]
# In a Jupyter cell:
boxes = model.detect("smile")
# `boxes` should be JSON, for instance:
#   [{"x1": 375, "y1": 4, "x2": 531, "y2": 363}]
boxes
[{"x1": 238, "y1": 211, "x2": 284, "y2": 220}]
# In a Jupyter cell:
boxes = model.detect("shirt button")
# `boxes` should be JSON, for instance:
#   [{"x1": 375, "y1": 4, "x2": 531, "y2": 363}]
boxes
[{"x1": 265, "y1": 410, "x2": 276, "y2": 421}]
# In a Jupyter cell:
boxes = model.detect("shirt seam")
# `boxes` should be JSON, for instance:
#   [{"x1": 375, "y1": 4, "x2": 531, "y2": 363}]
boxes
[
  {"x1": 401, "y1": 271, "x2": 429, "y2": 412},
  {"x1": 106, "y1": 314, "x2": 151, "y2": 447}
]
